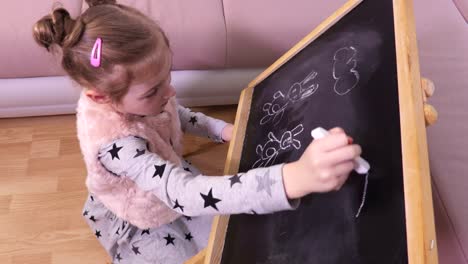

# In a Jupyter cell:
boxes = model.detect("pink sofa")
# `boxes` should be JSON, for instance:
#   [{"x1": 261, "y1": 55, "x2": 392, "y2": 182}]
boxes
[{"x1": 0, "y1": 0, "x2": 467, "y2": 263}]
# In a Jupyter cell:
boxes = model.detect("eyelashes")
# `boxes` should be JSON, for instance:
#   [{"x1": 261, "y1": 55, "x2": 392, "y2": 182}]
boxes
[
  {"x1": 143, "y1": 75, "x2": 171, "y2": 99},
  {"x1": 144, "y1": 88, "x2": 158, "y2": 98}
]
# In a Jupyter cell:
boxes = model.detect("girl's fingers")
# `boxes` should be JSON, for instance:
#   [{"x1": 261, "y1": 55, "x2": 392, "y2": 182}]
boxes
[
  {"x1": 329, "y1": 127, "x2": 353, "y2": 144},
  {"x1": 334, "y1": 177, "x2": 347, "y2": 191},
  {"x1": 319, "y1": 144, "x2": 362, "y2": 166},
  {"x1": 333, "y1": 170, "x2": 353, "y2": 191},
  {"x1": 329, "y1": 127, "x2": 345, "y2": 134},
  {"x1": 332, "y1": 160, "x2": 355, "y2": 176},
  {"x1": 316, "y1": 133, "x2": 349, "y2": 152}
]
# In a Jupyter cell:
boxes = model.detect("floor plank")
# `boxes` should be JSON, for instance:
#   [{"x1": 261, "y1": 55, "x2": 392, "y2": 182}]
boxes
[{"x1": 0, "y1": 105, "x2": 237, "y2": 263}]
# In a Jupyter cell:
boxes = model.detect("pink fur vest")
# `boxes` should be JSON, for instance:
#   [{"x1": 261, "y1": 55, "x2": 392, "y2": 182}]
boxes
[{"x1": 76, "y1": 93, "x2": 183, "y2": 229}]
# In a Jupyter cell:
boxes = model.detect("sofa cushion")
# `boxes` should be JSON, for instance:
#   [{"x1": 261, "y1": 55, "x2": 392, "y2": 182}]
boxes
[
  {"x1": 83, "y1": 0, "x2": 227, "y2": 70},
  {"x1": 222, "y1": 0, "x2": 348, "y2": 68},
  {"x1": 0, "y1": 0, "x2": 83, "y2": 78}
]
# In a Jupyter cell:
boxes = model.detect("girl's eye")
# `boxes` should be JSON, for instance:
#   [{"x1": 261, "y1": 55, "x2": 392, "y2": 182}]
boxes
[
  {"x1": 143, "y1": 76, "x2": 170, "y2": 99},
  {"x1": 144, "y1": 91, "x2": 156, "y2": 99},
  {"x1": 145, "y1": 86, "x2": 160, "y2": 98}
]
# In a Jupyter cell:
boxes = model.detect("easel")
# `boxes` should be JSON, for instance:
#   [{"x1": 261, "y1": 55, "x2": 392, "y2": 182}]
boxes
[{"x1": 186, "y1": 0, "x2": 438, "y2": 263}]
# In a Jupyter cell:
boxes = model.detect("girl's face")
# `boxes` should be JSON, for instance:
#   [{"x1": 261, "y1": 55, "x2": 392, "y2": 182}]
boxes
[{"x1": 114, "y1": 50, "x2": 176, "y2": 117}]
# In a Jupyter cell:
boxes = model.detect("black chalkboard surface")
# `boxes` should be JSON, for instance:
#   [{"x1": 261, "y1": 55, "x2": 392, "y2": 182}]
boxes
[
  {"x1": 220, "y1": 0, "x2": 406, "y2": 263},
  {"x1": 202, "y1": 0, "x2": 438, "y2": 263}
]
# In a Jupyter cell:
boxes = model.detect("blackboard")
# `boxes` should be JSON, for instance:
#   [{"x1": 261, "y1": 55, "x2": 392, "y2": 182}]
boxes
[{"x1": 202, "y1": 0, "x2": 438, "y2": 263}]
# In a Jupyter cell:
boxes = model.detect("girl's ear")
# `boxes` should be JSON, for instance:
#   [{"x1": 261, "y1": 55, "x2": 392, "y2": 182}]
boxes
[{"x1": 85, "y1": 89, "x2": 111, "y2": 104}]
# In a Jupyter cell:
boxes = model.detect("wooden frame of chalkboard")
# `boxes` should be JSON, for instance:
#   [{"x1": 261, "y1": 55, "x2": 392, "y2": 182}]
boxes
[{"x1": 199, "y1": 0, "x2": 438, "y2": 263}]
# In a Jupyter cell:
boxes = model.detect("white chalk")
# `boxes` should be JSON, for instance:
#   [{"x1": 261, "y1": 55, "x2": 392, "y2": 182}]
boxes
[{"x1": 311, "y1": 127, "x2": 370, "y2": 174}]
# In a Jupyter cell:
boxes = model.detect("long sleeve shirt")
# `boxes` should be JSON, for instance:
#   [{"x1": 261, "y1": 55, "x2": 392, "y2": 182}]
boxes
[{"x1": 82, "y1": 107, "x2": 299, "y2": 264}]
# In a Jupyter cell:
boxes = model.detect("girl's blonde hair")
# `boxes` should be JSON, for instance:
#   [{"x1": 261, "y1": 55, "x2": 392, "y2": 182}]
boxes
[{"x1": 33, "y1": 0, "x2": 170, "y2": 102}]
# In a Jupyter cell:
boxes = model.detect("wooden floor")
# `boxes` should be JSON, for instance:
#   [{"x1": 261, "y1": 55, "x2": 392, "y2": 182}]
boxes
[{"x1": 0, "y1": 105, "x2": 237, "y2": 264}]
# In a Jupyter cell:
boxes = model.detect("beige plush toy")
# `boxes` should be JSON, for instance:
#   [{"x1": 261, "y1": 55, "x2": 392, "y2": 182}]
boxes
[{"x1": 421, "y1": 78, "x2": 438, "y2": 126}]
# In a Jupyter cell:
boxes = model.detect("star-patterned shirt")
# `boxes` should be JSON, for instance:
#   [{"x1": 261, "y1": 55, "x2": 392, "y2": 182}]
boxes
[
  {"x1": 178, "y1": 106, "x2": 228, "y2": 143},
  {"x1": 82, "y1": 108, "x2": 299, "y2": 263},
  {"x1": 98, "y1": 136, "x2": 299, "y2": 217}
]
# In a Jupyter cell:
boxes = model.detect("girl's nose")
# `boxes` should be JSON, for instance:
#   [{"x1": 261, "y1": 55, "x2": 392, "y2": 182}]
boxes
[{"x1": 164, "y1": 85, "x2": 176, "y2": 99}]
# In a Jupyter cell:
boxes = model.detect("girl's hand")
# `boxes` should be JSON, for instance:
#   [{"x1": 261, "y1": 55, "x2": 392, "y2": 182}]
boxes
[
  {"x1": 282, "y1": 127, "x2": 361, "y2": 199},
  {"x1": 221, "y1": 124, "x2": 234, "y2": 142}
]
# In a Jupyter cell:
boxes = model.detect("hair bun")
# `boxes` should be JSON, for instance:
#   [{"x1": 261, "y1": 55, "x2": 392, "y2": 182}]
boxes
[
  {"x1": 86, "y1": 0, "x2": 117, "y2": 7},
  {"x1": 51, "y1": 9, "x2": 74, "y2": 45},
  {"x1": 33, "y1": 8, "x2": 76, "y2": 50}
]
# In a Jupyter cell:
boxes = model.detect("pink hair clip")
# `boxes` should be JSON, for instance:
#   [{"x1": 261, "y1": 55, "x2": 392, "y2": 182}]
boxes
[{"x1": 90, "y1": 37, "x2": 102, "y2": 67}]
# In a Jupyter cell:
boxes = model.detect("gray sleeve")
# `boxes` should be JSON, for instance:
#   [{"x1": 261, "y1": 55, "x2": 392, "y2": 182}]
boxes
[
  {"x1": 178, "y1": 105, "x2": 228, "y2": 143},
  {"x1": 98, "y1": 136, "x2": 300, "y2": 217}
]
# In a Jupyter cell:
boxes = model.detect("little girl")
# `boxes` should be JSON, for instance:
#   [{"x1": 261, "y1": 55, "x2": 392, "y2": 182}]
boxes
[{"x1": 33, "y1": 1, "x2": 362, "y2": 263}]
